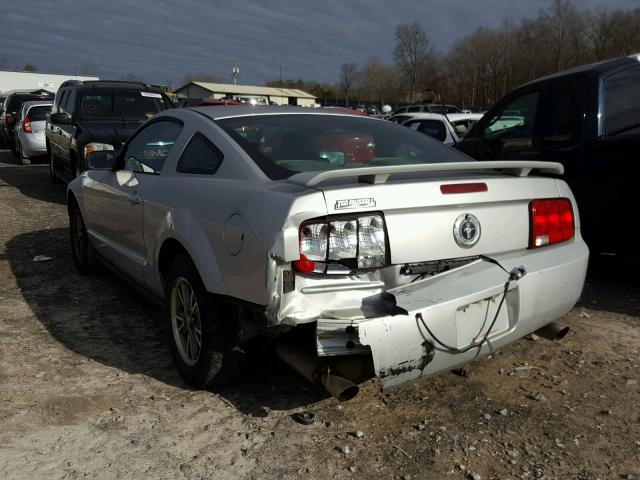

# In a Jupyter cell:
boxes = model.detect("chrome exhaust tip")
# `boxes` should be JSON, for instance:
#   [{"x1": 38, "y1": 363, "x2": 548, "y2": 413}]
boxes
[{"x1": 276, "y1": 341, "x2": 360, "y2": 401}]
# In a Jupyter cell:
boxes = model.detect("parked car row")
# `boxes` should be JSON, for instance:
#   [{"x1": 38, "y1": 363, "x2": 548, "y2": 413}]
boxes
[{"x1": 0, "y1": 90, "x2": 54, "y2": 156}]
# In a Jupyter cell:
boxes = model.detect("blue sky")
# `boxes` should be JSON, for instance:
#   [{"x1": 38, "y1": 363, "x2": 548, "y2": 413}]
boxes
[{"x1": 2, "y1": 0, "x2": 638, "y2": 87}]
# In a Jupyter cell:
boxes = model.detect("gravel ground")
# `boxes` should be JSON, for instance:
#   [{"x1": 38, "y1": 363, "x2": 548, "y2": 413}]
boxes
[{"x1": 0, "y1": 150, "x2": 638, "y2": 480}]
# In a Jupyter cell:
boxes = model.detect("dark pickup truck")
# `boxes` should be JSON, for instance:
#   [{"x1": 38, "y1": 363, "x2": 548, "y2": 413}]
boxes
[{"x1": 456, "y1": 54, "x2": 640, "y2": 254}]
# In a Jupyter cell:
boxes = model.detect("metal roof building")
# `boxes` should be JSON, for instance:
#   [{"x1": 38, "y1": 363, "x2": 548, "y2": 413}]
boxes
[
  {"x1": 0, "y1": 71, "x2": 99, "y2": 95},
  {"x1": 175, "y1": 81, "x2": 317, "y2": 107}
]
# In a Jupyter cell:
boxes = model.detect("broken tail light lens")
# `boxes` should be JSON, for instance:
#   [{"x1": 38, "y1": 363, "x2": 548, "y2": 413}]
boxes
[
  {"x1": 529, "y1": 198, "x2": 574, "y2": 248},
  {"x1": 295, "y1": 214, "x2": 388, "y2": 274}
]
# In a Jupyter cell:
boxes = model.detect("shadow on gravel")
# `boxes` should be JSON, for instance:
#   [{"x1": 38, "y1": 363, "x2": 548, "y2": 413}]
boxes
[
  {"x1": 577, "y1": 254, "x2": 640, "y2": 318},
  {"x1": 0, "y1": 164, "x2": 66, "y2": 205},
  {"x1": 7, "y1": 228, "x2": 326, "y2": 416}
]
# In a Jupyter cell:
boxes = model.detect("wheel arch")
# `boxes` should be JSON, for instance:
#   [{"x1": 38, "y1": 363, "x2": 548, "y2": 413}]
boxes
[{"x1": 156, "y1": 235, "x2": 225, "y2": 297}]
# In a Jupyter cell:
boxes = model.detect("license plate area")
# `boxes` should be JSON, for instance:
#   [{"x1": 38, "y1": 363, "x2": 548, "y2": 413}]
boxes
[{"x1": 454, "y1": 293, "x2": 509, "y2": 348}]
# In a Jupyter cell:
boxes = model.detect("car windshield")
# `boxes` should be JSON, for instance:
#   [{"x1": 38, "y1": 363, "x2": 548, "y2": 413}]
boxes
[
  {"x1": 27, "y1": 105, "x2": 51, "y2": 121},
  {"x1": 216, "y1": 114, "x2": 472, "y2": 179},
  {"x1": 79, "y1": 90, "x2": 172, "y2": 120}
]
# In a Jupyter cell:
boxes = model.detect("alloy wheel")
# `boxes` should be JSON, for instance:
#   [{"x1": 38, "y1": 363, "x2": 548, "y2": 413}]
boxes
[{"x1": 171, "y1": 277, "x2": 203, "y2": 366}]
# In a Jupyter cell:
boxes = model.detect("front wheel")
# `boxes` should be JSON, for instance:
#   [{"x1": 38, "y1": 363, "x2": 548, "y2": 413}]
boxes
[
  {"x1": 69, "y1": 201, "x2": 91, "y2": 273},
  {"x1": 165, "y1": 254, "x2": 247, "y2": 388},
  {"x1": 49, "y1": 150, "x2": 60, "y2": 184}
]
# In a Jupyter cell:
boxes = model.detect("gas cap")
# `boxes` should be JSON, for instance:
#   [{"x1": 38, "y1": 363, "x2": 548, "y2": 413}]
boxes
[{"x1": 223, "y1": 213, "x2": 245, "y2": 255}]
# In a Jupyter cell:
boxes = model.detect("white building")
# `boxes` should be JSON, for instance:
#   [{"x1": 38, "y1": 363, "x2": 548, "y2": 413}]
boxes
[
  {"x1": 175, "y1": 81, "x2": 317, "y2": 107},
  {"x1": 0, "y1": 71, "x2": 99, "y2": 95}
]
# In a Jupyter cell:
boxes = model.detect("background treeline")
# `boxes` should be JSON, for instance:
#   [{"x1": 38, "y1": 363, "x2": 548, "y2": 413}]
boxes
[{"x1": 268, "y1": 0, "x2": 640, "y2": 109}]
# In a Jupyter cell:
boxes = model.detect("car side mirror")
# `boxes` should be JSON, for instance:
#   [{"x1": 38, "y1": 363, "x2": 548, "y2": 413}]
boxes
[
  {"x1": 85, "y1": 143, "x2": 117, "y2": 170},
  {"x1": 50, "y1": 112, "x2": 72, "y2": 125},
  {"x1": 455, "y1": 125, "x2": 467, "y2": 136}
]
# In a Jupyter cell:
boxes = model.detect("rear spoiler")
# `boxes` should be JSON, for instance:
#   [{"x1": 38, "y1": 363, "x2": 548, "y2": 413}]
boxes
[{"x1": 286, "y1": 161, "x2": 564, "y2": 187}]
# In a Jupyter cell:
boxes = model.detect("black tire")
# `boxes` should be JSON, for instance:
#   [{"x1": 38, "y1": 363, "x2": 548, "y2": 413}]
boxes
[
  {"x1": 49, "y1": 149, "x2": 60, "y2": 183},
  {"x1": 17, "y1": 142, "x2": 30, "y2": 165},
  {"x1": 165, "y1": 253, "x2": 247, "y2": 388},
  {"x1": 69, "y1": 200, "x2": 93, "y2": 274}
]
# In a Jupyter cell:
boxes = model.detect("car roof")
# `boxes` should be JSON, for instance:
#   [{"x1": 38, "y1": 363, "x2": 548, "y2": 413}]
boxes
[
  {"x1": 21, "y1": 100, "x2": 53, "y2": 109},
  {"x1": 446, "y1": 113, "x2": 483, "y2": 121},
  {"x1": 190, "y1": 105, "x2": 377, "y2": 120},
  {"x1": 524, "y1": 54, "x2": 640, "y2": 86},
  {"x1": 398, "y1": 112, "x2": 448, "y2": 120}
]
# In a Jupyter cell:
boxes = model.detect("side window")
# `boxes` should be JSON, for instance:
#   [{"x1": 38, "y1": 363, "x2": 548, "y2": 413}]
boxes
[
  {"x1": 538, "y1": 82, "x2": 582, "y2": 146},
  {"x1": 482, "y1": 91, "x2": 540, "y2": 159},
  {"x1": 414, "y1": 120, "x2": 447, "y2": 142},
  {"x1": 176, "y1": 133, "x2": 224, "y2": 175},
  {"x1": 604, "y1": 66, "x2": 640, "y2": 137},
  {"x1": 53, "y1": 89, "x2": 67, "y2": 115},
  {"x1": 123, "y1": 120, "x2": 182, "y2": 174},
  {"x1": 407, "y1": 106, "x2": 420, "y2": 113},
  {"x1": 61, "y1": 89, "x2": 76, "y2": 116}
]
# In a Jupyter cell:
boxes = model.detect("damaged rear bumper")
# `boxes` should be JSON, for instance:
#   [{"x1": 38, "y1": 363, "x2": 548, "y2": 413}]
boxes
[{"x1": 358, "y1": 239, "x2": 588, "y2": 387}]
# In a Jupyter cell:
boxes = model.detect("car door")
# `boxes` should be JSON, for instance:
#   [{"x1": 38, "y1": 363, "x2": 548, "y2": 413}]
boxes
[
  {"x1": 48, "y1": 88, "x2": 67, "y2": 160},
  {"x1": 583, "y1": 66, "x2": 640, "y2": 252},
  {"x1": 86, "y1": 118, "x2": 183, "y2": 284},
  {"x1": 58, "y1": 88, "x2": 77, "y2": 173}
]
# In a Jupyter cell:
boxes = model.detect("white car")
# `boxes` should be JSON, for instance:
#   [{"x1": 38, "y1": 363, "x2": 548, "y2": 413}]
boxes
[
  {"x1": 68, "y1": 106, "x2": 588, "y2": 400},
  {"x1": 14, "y1": 100, "x2": 52, "y2": 165},
  {"x1": 398, "y1": 113, "x2": 461, "y2": 146},
  {"x1": 447, "y1": 113, "x2": 484, "y2": 136}
]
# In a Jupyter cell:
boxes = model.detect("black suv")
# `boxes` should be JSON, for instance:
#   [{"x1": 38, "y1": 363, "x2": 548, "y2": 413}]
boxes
[
  {"x1": 1, "y1": 90, "x2": 55, "y2": 151},
  {"x1": 46, "y1": 80, "x2": 173, "y2": 182},
  {"x1": 456, "y1": 54, "x2": 640, "y2": 254}
]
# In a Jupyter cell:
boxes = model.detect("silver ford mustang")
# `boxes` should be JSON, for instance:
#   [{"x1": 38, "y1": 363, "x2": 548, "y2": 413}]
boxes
[{"x1": 67, "y1": 106, "x2": 588, "y2": 400}]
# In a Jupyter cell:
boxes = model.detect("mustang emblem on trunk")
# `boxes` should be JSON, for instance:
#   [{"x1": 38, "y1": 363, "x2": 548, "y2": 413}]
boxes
[{"x1": 453, "y1": 213, "x2": 481, "y2": 248}]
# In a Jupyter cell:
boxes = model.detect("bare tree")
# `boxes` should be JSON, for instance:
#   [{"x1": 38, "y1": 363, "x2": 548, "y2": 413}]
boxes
[
  {"x1": 393, "y1": 22, "x2": 432, "y2": 102},
  {"x1": 22, "y1": 64, "x2": 37, "y2": 72},
  {"x1": 339, "y1": 62, "x2": 359, "y2": 107}
]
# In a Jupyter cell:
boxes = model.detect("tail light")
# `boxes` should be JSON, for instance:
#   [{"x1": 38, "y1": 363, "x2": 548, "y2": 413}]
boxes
[
  {"x1": 294, "y1": 214, "x2": 389, "y2": 274},
  {"x1": 529, "y1": 198, "x2": 574, "y2": 248},
  {"x1": 22, "y1": 116, "x2": 32, "y2": 134}
]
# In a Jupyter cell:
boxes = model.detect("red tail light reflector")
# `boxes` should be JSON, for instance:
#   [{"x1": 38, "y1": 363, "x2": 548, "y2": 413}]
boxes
[
  {"x1": 529, "y1": 198, "x2": 574, "y2": 248},
  {"x1": 440, "y1": 183, "x2": 488, "y2": 194},
  {"x1": 22, "y1": 116, "x2": 32, "y2": 134}
]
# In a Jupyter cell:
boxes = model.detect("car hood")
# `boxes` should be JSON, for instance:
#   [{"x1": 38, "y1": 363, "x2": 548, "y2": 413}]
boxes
[{"x1": 79, "y1": 120, "x2": 145, "y2": 146}]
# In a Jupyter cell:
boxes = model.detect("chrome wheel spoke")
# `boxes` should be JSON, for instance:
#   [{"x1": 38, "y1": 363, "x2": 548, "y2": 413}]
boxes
[{"x1": 171, "y1": 277, "x2": 203, "y2": 365}]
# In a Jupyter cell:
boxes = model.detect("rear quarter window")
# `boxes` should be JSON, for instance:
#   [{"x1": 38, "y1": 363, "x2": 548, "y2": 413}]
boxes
[
  {"x1": 604, "y1": 66, "x2": 640, "y2": 137},
  {"x1": 176, "y1": 133, "x2": 223, "y2": 174}
]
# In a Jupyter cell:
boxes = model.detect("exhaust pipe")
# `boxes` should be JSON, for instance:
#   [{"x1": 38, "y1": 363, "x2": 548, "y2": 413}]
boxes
[
  {"x1": 276, "y1": 341, "x2": 360, "y2": 401},
  {"x1": 535, "y1": 322, "x2": 570, "y2": 341}
]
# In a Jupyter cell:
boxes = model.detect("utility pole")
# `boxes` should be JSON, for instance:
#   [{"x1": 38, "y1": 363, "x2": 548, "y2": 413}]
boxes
[
  {"x1": 279, "y1": 66, "x2": 283, "y2": 86},
  {"x1": 232, "y1": 61, "x2": 239, "y2": 85}
]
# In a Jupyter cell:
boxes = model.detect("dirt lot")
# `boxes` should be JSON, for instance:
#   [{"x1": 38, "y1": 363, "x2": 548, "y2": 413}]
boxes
[{"x1": 0, "y1": 150, "x2": 638, "y2": 480}]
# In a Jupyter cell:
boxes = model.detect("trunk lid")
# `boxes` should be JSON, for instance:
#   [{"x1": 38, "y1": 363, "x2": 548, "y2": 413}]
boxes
[{"x1": 312, "y1": 173, "x2": 560, "y2": 263}]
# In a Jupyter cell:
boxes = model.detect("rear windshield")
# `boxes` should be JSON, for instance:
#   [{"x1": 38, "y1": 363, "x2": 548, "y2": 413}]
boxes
[
  {"x1": 216, "y1": 114, "x2": 472, "y2": 179},
  {"x1": 79, "y1": 90, "x2": 172, "y2": 120},
  {"x1": 27, "y1": 105, "x2": 52, "y2": 121},
  {"x1": 7, "y1": 95, "x2": 49, "y2": 113}
]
